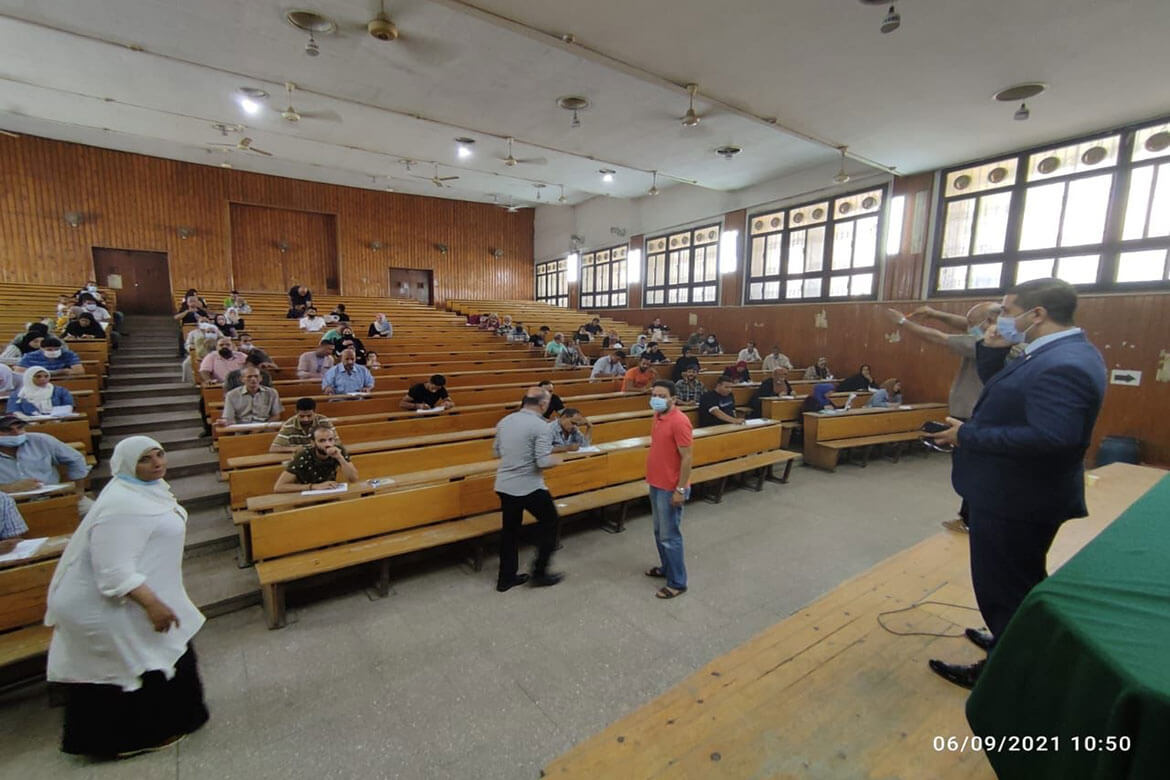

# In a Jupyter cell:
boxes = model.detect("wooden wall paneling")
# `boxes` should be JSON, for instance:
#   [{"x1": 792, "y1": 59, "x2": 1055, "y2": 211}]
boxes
[
  {"x1": 0, "y1": 134, "x2": 533, "y2": 301},
  {"x1": 229, "y1": 203, "x2": 338, "y2": 293}
]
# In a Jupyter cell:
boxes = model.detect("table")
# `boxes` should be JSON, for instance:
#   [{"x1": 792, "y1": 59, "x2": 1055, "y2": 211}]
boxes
[{"x1": 966, "y1": 464, "x2": 1170, "y2": 779}]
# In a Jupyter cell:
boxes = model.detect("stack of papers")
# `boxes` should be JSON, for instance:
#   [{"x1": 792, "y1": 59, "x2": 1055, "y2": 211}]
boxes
[
  {"x1": 415, "y1": 407, "x2": 444, "y2": 414},
  {"x1": 227, "y1": 422, "x2": 272, "y2": 430},
  {"x1": 9, "y1": 482, "x2": 71, "y2": 498},
  {"x1": 300, "y1": 483, "x2": 349, "y2": 496},
  {"x1": 743, "y1": 418, "x2": 771, "y2": 427},
  {"x1": 576, "y1": 445, "x2": 602, "y2": 454},
  {"x1": 0, "y1": 537, "x2": 49, "y2": 563}
]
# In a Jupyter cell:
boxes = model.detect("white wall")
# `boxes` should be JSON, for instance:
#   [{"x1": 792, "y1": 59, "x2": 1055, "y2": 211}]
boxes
[{"x1": 534, "y1": 159, "x2": 894, "y2": 260}]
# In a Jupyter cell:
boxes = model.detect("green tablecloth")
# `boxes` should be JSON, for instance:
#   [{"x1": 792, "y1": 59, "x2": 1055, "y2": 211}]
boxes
[{"x1": 967, "y1": 474, "x2": 1170, "y2": 779}]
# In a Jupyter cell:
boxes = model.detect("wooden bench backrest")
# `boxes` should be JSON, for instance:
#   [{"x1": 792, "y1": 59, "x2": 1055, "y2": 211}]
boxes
[
  {"x1": 805, "y1": 404, "x2": 947, "y2": 442},
  {"x1": 0, "y1": 558, "x2": 57, "y2": 632},
  {"x1": 18, "y1": 493, "x2": 81, "y2": 537},
  {"x1": 761, "y1": 392, "x2": 874, "y2": 421}
]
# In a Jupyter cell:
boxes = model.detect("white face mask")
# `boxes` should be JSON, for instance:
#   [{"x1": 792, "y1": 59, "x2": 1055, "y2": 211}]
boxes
[
  {"x1": 84, "y1": 303, "x2": 97, "y2": 311},
  {"x1": 43, "y1": 349, "x2": 62, "y2": 359},
  {"x1": 240, "y1": 343, "x2": 253, "y2": 352}
]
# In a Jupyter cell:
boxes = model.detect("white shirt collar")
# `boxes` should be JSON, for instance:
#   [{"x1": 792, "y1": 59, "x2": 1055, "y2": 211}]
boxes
[{"x1": 1025, "y1": 326, "x2": 1082, "y2": 354}]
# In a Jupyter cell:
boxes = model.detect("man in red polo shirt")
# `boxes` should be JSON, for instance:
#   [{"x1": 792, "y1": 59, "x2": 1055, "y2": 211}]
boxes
[{"x1": 644, "y1": 380, "x2": 693, "y2": 599}]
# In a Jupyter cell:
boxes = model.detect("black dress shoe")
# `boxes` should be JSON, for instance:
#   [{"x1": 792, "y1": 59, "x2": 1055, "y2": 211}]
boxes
[
  {"x1": 965, "y1": 627, "x2": 994, "y2": 652},
  {"x1": 496, "y1": 573, "x2": 530, "y2": 592},
  {"x1": 928, "y1": 658, "x2": 985, "y2": 690},
  {"x1": 529, "y1": 571, "x2": 564, "y2": 588}
]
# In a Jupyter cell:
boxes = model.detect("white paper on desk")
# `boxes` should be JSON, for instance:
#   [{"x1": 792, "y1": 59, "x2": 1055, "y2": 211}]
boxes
[
  {"x1": 899, "y1": 405, "x2": 913, "y2": 410},
  {"x1": 0, "y1": 537, "x2": 49, "y2": 563},
  {"x1": 415, "y1": 407, "x2": 444, "y2": 414},
  {"x1": 300, "y1": 483, "x2": 349, "y2": 496},
  {"x1": 345, "y1": 392, "x2": 369, "y2": 397},
  {"x1": 50, "y1": 405, "x2": 73, "y2": 417},
  {"x1": 576, "y1": 445, "x2": 602, "y2": 453},
  {"x1": 367, "y1": 477, "x2": 396, "y2": 488},
  {"x1": 743, "y1": 418, "x2": 770, "y2": 427},
  {"x1": 9, "y1": 482, "x2": 71, "y2": 498},
  {"x1": 227, "y1": 422, "x2": 271, "y2": 430}
]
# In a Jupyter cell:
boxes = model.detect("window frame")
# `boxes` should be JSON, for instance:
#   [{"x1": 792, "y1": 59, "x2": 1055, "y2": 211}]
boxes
[
  {"x1": 742, "y1": 186, "x2": 888, "y2": 305},
  {"x1": 929, "y1": 115, "x2": 1170, "y2": 296},
  {"x1": 578, "y1": 244, "x2": 629, "y2": 310},
  {"x1": 534, "y1": 258, "x2": 568, "y2": 307},
  {"x1": 642, "y1": 223, "x2": 722, "y2": 308}
]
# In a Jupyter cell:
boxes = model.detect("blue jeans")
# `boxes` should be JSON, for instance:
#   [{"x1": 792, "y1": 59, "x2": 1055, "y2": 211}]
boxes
[{"x1": 648, "y1": 486, "x2": 688, "y2": 590}]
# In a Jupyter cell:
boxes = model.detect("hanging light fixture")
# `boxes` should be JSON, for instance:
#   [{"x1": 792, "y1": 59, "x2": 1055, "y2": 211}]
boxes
[
  {"x1": 1014, "y1": 102, "x2": 1030, "y2": 121},
  {"x1": 599, "y1": 169, "x2": 616, "y2": 184},
  {"x1": 454, "y1": 137, "x2": 475, "y2": 159},
  {"x1": 557, "y1": 185, "x2": 567, "y2": 204},
  {"x1": 681, "y1": 84, "x2": 701, "y2": 128},
  {"x1": 834, "y1": 147, "x2": 851, "y2": 184},
  {"x1": 881, "y1": 5, "x2": 901, "y2": 33},
  {"x1": 648, "y1": 171, "x2": 660, "y2": 197}
]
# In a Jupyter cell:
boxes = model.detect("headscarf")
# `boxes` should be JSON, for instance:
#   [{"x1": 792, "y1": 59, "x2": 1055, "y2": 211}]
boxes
[
  {"x1": 17, "y1": 366, "x2": 55, "y2": 412},
  {"x1": 65, "y1": 313, "x2": 105, "y2": 338},
  {"x1": 811, "y1": 382, "x2": 835, "y2": 408},
  {"x1": 225, "y1": 306, "x2": 242, "y2": 325},
  {"x1": 372, "y1": 313, "x2": 392, "y2": 335},
  {"x1": 17, "y1": 323, "x2": 50, "y2": 354}
]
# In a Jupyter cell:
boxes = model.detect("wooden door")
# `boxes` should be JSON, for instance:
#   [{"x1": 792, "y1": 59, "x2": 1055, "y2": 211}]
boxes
[
  {"x1": 388, "y1": 267, "x2": 433, "y2": 306},
  {"x1": 91, "y1": 248, "x2": 172, "y2": 314}
]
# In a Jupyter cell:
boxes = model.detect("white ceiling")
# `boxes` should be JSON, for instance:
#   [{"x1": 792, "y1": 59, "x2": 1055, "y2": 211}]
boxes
[{"x1": 1, "y1": 0, "x2": 1167, "y2": 210}]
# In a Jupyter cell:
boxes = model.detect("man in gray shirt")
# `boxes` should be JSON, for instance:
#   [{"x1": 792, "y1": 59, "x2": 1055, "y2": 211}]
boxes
[
  {"x1": 886, "y1": 302, "x2": 1001, "y2": 533},
  {"x1": 492, "y1": 387, "x2": 565, "y2": 592}
]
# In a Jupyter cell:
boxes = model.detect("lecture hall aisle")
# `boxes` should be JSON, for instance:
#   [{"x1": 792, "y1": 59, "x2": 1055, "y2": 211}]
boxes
[{"x1": 91, "y1": 315, "x2": 257, "y2": 613}]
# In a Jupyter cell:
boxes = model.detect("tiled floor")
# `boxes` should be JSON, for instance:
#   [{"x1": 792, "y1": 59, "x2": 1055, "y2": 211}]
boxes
[{"x1": 0, "y1": 455, "x2": 962, "y2": 779}]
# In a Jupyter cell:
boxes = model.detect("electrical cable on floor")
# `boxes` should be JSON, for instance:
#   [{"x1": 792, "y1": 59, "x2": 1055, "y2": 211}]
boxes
[{"x1": 876, "y1": 600, "x2": 983, "y2": 638}]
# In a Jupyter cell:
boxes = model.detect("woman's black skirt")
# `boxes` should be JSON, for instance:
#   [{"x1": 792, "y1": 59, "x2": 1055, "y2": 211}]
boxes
[{"x1": 58, "y1": 644, "x2": 209, "y2": 757}]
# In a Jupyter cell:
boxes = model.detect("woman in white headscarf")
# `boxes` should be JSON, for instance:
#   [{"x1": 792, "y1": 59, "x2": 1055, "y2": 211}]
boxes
[
  {"x1": 7, "y1": 366, "x2": 73, "y2": 417},
  {"x1": 45, "y1": 436, "x2": 208, "y2": 758},
  {"x1": 367, "y1": 312, "x2": 393, "y2": 338}
]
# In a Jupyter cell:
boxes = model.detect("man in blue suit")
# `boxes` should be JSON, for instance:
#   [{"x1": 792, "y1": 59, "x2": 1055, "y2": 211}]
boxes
[{"x1": 926, "y1": 278, "x2": 1106, "y2": 689}]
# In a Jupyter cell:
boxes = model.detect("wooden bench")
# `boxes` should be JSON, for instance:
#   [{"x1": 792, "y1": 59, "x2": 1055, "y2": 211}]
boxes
[
  {"x1": 0, "y1": 535, "x2": 71, "y2": 673},
  {"x1": 251, "y1": 423, "x2": 792, "y2": 627},
  {"x1": 802, "y1": 403, "x2": 949, "y2": 471}
]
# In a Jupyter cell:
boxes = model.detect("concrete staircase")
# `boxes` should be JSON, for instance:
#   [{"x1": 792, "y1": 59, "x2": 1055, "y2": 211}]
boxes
[{"x1": 97, "y1": 315, "x2": 257, "y2": 615}]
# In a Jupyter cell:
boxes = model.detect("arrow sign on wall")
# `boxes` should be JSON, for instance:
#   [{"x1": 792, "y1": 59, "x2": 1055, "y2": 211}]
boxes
[{"x1": 1110, "y1": 369, "x2": 1142, "y2": 386}]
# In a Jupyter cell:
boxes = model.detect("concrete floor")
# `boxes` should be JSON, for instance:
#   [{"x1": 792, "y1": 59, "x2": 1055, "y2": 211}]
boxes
[{"x1": 0, "y1": 455, "x2": 963, "y2": 779}]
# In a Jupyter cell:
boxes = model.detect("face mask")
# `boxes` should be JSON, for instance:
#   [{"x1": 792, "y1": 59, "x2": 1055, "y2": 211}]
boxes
[
  {"x1": 57, "y1": 304, "x2": 66, "y2": 314},
  {"x1": 996, "y1": 312, "x2": 1035, "y2": 345},
  {"x1": 0, "y1": 434, "x2": 28, "y2": 447},
  {"x1": 239, "y1": 343, "x2": 253, "y2": 352},
  {"x1": 218, "y1": 348, "x2": 233, "y2": 358},
  {"x1": 706, "y1": 337, "x2": 715, "y2": 343},
  {"x1": 86, "y1": 285, "x2": 97, "y2": 292},
  {"x1": 968, "y1": 325, "x2": 984, "y2": 339},
  {"x1": 84, "y1": 303, "x2": 97, "y2": 311},
  {"x1": 43, "y1": 349, "x2": 62, "y2": 359},
  {"x1": 649, "y1": 397, "x2": 669, "y2": 412}
]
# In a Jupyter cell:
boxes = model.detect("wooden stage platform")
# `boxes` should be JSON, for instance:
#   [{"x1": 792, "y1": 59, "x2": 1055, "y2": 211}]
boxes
[{"x1": 543, "y1": 463, "x2": 1166, "y2": 779}]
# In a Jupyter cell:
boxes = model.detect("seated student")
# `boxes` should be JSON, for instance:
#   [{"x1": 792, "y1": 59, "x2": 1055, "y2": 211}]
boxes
[
  {"x1": 333, "y1": 328, "x2": 368, "y2": 364},
  {"x1": 224, "y1": 290, "x2": 251, "y2": 313},
  {"x1": 645, "y1": 316, "x2": 670, "y2": 337},
  {"x1": 322, "y1": 349, "x2": 375, "y2": 395},
  {"x1": 286, "y1": 303, "x2": 306, "y2": 320},
  {"x1": 720, "y1": 361, "x2": 752, "y2": 383},
  {"x1": 297, "y1": 341, "x2": 335, "y2": 379},
  {"x1": 299, "y1": 306, "x2": 327, "y2": 333},
  {"x1": 538, "y1": 379, "x2": 565, "y2": 419},
  {"x1": 495, "y1": 315, "x2": 514, "y2": 336},
  {"x1": 329, "y1": 304, "x2": 351, "y2": 323},
  {"x1": 549, "y1": 408, "x2": 593, "y2": 453},
  {"x1": 7, "y1": 367, "x2": 73, "y2": 417},
  {"x1": 555, "y1": 341, "x2": 588, "y2": 369},
  {"x1": 236, "y1": 332, "x2": 276, "y2": 371},
  {"x1": 699, "y1": 332, "x2": 723, "y2": 355},
  {"x1": 529, "y1": 325, "x2": 550, "y2": 349},
  {"x1": 601, "y1": 329, "x2": 624, "y2": 350},
  {"x1": 698, "y1": 376, "x2": 744, "y2": 427},
  {"x1": 364, "y1": 351, "x2": 382, "y2": 370},
  {"x1": 737, "y1": 341, "x2": 762, "y2": 363},
  {"x1": 401, "y1": 374, "x2": 454, "y2": 410},
  {"x1": 762, "y1": 345, "x2": 794, "y2": 372},
  {"x1": 630, "y1": 334, "x2": 648, "y2": 357},
  {"x1": 572, "y1": 325, "x2": 593, "y2": 343},
  {"x1": 642, "y1": 342, "x2": 668, "y2": 364},
  {"x1": 589, "y1": 349, "x2": 627, "y2": 381},
  {"x1": 867, "y1": 378, "x2": 904, "y2": 407},
  {"x1": 216, "y1": 366, "x2": 283, "y2": 426},
  {"x1": 288, "y1": 284, "x2": 313, "y2": 310},
  {"x1": 181, "y1": 288, "x2": 208, "y2": 309},
  {"x1": 479, "y1": 313, "x2": 499, "y2": 331},
  {"x1": 674, "y1": 365, "x2": 705, "y2": 403},
  {"x1": 544, "y1": 332, "x2": 566, "y2": 357},
  {"x1": 749, "y1": 367, "x2": 795, "y2": 418},
  {"x1": 804, "y1": 356, "x2": 832, "y2": 380},
  {"x1": 173, "y1": 294, "x2": 209, "y2": 324},
  {"x1": 836, "y1": 364, "x2": 880, "y2": 392},
  {"x1": 670, "y1": 346, "x2": 701, "y2": 381},
  {"x1": 273, "y1": 424, "x2": 358, "y2": 493},
  {"x1": 225, "y1": 306, "x2": 246, "y2": 331},
  {"x1": 223, "y1": 352, "x2": 273, "y2": 392},
  {"x1": 584, "y1": 317, "x2": 604, "y2": 336},
  {"x1": 621, "y1": 356, "x2": 657, "y2": 393},
  {"x1": 799, "y1": 382, "x2": 839, "y2": 414},
  {"x1": 0, "y1": 414, "x2": 91, "y2": 514},
  {"x1": 509, "y1": 322, "x2": 529, "y2": 343},
  {"x1": 0, "y1": 491, "x2": 28, "y2": 553},
  {"x1": 18, "y1": 337, "x2": 83, "y2": 376},
  {"x1": 270, "y1": 398, "x2": 338, "y2": 453},
  {"x1": 368, "y1": 313, "x2": 393, "y2": 338},
  {"x1": 0, "y1": 364, "x2": 16, "y2": 395},
  {"x1": 686, "y1": 326, "x2": 707, "y2": 350},
  {"x1": 64, "y1": 312, "x2": 105, "y2": 340},
  {"x1": 213, "y1": 313, "x2": 237, "y2": 339},
  {"x1": 199, "y1": 337, "x2": 246, "y2": 385}
]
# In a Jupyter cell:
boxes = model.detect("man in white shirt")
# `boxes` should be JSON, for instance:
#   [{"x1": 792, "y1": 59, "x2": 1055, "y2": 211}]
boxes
[
  {"x1": 299, "y1": 307, "x2": 327, "y2": 333},
  {"x1": 761, "y1": 345, "x2": 794, "y2": 372},
  {"x1": 737, "y1": 341, "x2": 762, "y2": 363},
  {"x1": 589, "y1": 350, "x2": 627, "y2": 381}
]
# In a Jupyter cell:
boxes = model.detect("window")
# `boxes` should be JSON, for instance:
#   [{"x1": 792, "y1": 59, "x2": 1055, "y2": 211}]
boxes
[
  {"x1": 643, "y1": 225, "x2": 720, "y2": 306},
  {"x1": 744, "y1": 188, "x2": 884, "y2": 304},
  {"x1": 579, "y1": 245, "x2": 628, "y2": 309},
  {"x1": 931, "y1": 116, "x2": 1170, "y2": 293},
  {"x1": 534, "y1": 259, "x2": 567, "y2": 307}
]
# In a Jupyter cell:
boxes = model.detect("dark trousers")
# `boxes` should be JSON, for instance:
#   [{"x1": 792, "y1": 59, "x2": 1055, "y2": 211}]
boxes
[
  {"x1": 968, "y1": 504, "x2": 1063, "y2": 644},
  {"x1": 496, "y1": 489, "x2": 560, "y2": 583}
]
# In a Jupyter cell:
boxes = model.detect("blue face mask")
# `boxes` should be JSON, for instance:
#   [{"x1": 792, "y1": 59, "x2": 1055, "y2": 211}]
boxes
[
  {"x1": 996, "y1": 312, "x2": 1034, "y2": 345},
  {"x1": 968, "y1": 325, "x2": 984, "y2": 339},
  {"x1": 649, "y1": 397, "x2": 669, "y2": 413},
  {"x1": 0, "y1": 434, "x2": 28, "y2": 447},
  {"x1": 117, "y1": 474, "x2": 161, "y2": 486}
]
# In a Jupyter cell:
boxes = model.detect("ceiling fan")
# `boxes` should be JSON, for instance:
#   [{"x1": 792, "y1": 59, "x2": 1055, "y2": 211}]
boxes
[
  {"x1": 277, "y1": 82, "x2": 341, "y2": 124},
  {"x1": 412, "y1": 162, "x2": 458, "y2": 188},
  {"x1": 332, "y1": 1, "x2": 457, "y2": 67},
  {"x1": 496, "y1": 137, "x2": 546, "y2": 167},
  {"x1": 209, "y1": 136, "x2": 273, "y2": 157}
]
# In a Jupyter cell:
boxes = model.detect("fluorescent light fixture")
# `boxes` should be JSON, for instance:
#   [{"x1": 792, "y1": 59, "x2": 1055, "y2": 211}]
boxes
[
  {"x1": 239, "y1": 97, "x2": 260, "y2": 115},
  {"x1": 885, "y1": 195, "x2": 906, "y2": 256},
  {"x1": 566, "y1": 252, "x2": 580, "y2": 282},
  {"x1": 719, "y1": 230, "x2": 739, "y2": 274},
  {"x1": 599, "y1": 169, "x2": 615, "y2": 183},
  {"x1": 455, "y1": 137, "x2": 475, "y2": 159},
  {"x1": 627, "y1": 248, "x2": 642, "y2": 283}
]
